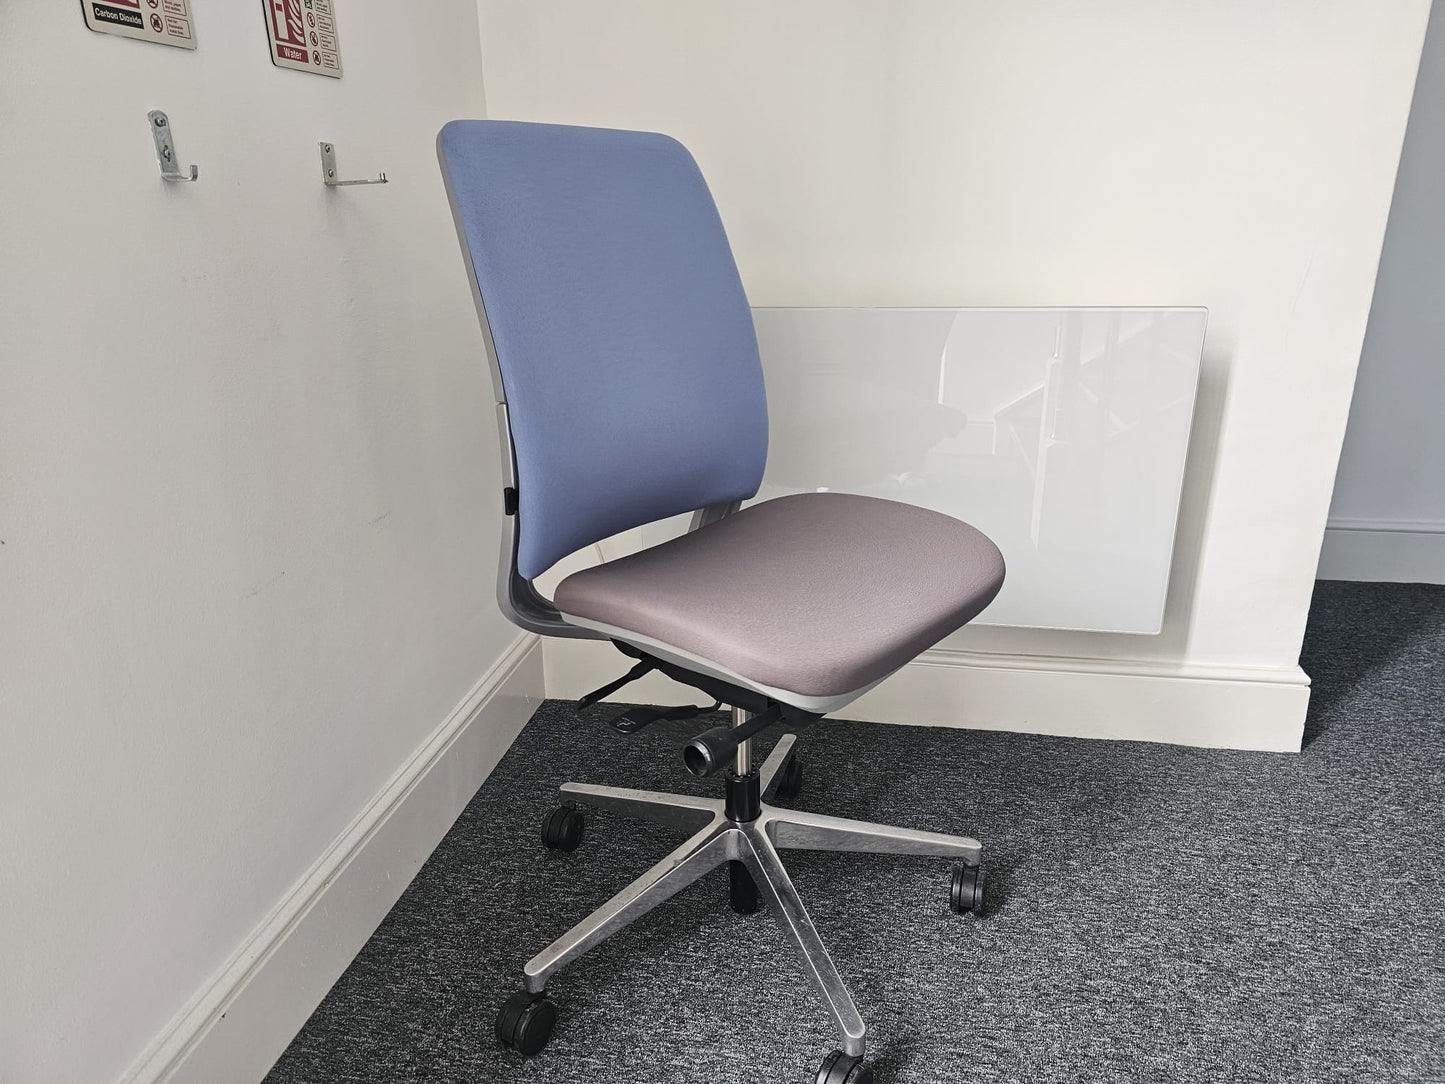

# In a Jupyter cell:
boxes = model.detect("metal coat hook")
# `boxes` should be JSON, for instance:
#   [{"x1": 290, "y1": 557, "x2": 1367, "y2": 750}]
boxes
[
  {"x1": 148, "y1": 110, "x2": 198, "y2": 182},
  {"x1": 319, "y1": 142, "x2": 388, "y2": 186}
]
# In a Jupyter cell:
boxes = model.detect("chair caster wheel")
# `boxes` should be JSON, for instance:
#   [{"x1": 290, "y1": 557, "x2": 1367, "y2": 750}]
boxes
[
  {"x1": 950, "y1": 863, "x2": 985, "y2": 915},
  {"x1": 774, "y1": 752, "x2": 803, "y2": 801},
  {"x1": 495, "y1": 990, "x2": 556, "y2": 1056},
  {"x1": 816, "y1": 1049, "x2": 873, "y2": 1084},
  {"x1": 728, "y1": 859, "x2": 759, "y2": 914},
  {"x1": 541, "y1": 805, "x2": 585, "y2": 852}
]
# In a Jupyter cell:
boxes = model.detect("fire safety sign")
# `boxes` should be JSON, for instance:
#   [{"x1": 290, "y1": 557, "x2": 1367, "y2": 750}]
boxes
[
  {"x1": 82, "y1": 0, "x2": 197, "y2": 50},
  {"x1": 263, "y1": 0, "x2": 343, "y2": 78}
]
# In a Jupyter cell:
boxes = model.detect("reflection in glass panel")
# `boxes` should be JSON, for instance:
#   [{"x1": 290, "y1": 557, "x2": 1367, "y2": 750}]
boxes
[{"x1": 748, "y1": 308, "x2": 1207, "y2": 634}]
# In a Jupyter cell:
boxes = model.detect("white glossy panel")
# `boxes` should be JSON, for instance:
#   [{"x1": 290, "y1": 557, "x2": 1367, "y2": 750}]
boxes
[
  {"x1": 753, "y1": 307, "x2": 1206, "y2": 632},
  {"x1": 710, "y1": 308, "x2": 1205, "y2": 634}
]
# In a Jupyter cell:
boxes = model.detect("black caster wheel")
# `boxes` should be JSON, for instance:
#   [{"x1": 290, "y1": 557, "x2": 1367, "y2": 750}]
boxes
[
  {"x1": 495, "y1": 990, "x2": 556, "y2": 1056},
  {"x1": 950, "y1": 863, "x2": 986, "y2": 915},
  {"x1": 728, "y1": 859, "x2": 759, "y2": 914},
  {"x1": 541, "y1": 805, "x2": 585, "y2": 852},
  {"x1": 816, "y1": 1049, "x2": 874, "y2": 1084},
  {"x1": 774, "y1": 752, "x2": 803, "y2": 801}
]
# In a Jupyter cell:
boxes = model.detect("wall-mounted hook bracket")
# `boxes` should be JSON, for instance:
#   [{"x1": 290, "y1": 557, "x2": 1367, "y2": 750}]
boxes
[
  {"x1": 319, "y1": 142, "x2": 388, "y2": 186},
  {"x1": 148, "y1": 110, "x2": 198, "y2": 182}
]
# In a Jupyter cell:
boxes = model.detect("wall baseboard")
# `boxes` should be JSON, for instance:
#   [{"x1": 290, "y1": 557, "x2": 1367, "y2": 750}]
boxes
[
  {"x1": 544, "y1": 638, "x2": 1309, "y2": 753},
  {"x1": 1317, "y1": 519, "x2": 1445, "y2": 584},
  {"x1": 119, "y1": 633, "x2": 544, "y2": 1084}
]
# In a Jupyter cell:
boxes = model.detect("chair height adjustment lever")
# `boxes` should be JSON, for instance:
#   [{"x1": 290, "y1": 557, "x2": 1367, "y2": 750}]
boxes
[
  {"x1": 683, "y1": 705, "x2": 781, "y2": 778},
  {"x1": 576, "y1": 660, "x2": 656, "y2": 710},
  {"x1": 609, "y1": 701, "x2": 721, "y2": 735}
]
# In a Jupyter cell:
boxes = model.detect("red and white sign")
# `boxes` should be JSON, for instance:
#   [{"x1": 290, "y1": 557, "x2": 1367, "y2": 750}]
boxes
[
  {"x1": 262, "y1": 0, "x2": 343, "y2": 79},
  {"x1": 81, "y1": 0, "x2": 196, "y2": 50}
]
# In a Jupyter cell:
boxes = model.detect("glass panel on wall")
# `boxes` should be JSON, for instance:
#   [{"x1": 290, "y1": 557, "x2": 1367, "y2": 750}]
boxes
[{"x1": 744, "y1": 307, "x2": 1207, "y2": 633}]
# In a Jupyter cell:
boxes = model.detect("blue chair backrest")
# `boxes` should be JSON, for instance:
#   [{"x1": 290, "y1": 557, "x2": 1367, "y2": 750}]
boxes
[{"x1": 438, "y1": 120, "x2": 769, "y2": 580}]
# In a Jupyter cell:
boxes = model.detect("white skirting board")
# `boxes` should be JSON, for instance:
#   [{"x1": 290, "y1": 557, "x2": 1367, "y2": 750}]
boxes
[
  {"x1": 1316, "y1": 519, "x2": 1445, "y2": 584},
  {"x1": 545, "y1": 638, "x2": 1309, "y2": 753},
  {"x1": 120, "y1": 633, "x2": 544, "y2": 1084}
]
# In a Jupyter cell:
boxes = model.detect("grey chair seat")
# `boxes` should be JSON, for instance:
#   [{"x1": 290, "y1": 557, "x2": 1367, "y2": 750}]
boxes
[{"x1": 554, "y1": 492, "x2": 1005, "y2": 703}]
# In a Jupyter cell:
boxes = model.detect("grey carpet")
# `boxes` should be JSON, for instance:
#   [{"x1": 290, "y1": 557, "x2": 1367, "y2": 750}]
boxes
[{"x1": 265, "y1": 581, "x2": 1445, "y2": 1083}]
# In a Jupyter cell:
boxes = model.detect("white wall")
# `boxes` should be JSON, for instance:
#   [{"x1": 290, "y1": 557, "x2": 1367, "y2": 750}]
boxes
[
  {"x1": 478, "y1": 1, "x2": 1429, "y2": 749},
  {"x1": 0, "y1": 5, "x2": 531, "y2": 1083},
  {"x1": 1322, "y1": 0, "x2": 1445, "y2": 583}
]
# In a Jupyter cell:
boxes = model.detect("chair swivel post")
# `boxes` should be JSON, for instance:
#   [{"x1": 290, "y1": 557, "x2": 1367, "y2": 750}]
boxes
[{"x1": 725, "y1": 707, "x2": 764, "y2": 914}]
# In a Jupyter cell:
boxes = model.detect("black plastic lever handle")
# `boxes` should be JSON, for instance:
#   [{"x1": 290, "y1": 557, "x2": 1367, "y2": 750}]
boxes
[{"x1": 683, "y1": 706, "x2": 781, "y2": 777}]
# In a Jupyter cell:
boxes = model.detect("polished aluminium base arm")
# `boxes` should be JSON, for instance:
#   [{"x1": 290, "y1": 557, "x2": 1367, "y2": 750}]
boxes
[{"x1": 521, "y1": 734, "x2": 982, "y2": 1060}]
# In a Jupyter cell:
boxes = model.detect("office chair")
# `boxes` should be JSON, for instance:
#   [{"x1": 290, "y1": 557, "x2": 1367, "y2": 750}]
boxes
[{"x1": 437, "y1": 119, "x2": 1005, "y2": 1084}]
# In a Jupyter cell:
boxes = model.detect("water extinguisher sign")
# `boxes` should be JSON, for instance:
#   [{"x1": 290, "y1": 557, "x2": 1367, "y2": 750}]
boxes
[{"x1": 263, "y1": 0, "x2": 342, "y2": 78}]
